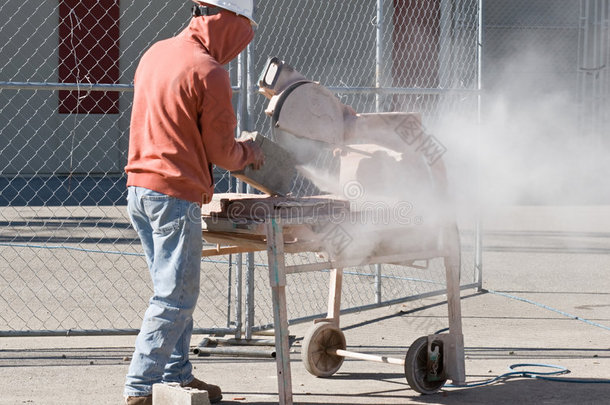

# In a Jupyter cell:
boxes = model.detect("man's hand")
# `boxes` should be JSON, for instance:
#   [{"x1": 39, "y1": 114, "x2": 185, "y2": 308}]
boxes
[
  {"x1": 244, "y1": 139, "x2": 265, "y2": 170},
  {"x1": 238, "y1": 131, "x2": 265, "y2": 170}
]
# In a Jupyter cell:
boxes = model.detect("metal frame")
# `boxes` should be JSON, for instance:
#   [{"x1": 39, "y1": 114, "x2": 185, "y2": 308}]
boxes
[{"x1": 260, "y1": 214, "x2": 466, "y2": 404}]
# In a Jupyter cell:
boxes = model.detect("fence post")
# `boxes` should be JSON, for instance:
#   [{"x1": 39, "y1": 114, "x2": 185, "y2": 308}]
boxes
[
  {"x1": 578, "y1": 0, "x2": 610, "y2": 146},
  {"x1": 374, "y1": 0, "x2": 385, "y2": 301},
  {"x1": 374, "y1": 264, "x2": 382, "y2": 304},
  {"x1": 375, "y1": 0, "x2": 387, "y2": 112},
  {"x1": 475, "y1": 0, "x2": 484, "y2": 290},
  {"x1": 233, "y1": 50, "x2": 249, "y2": 339},
  {"x1": 243, "y1": 3, "x2": 258, "y2": 340}
]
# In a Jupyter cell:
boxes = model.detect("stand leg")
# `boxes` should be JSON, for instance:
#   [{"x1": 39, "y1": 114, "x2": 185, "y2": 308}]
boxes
[
  {"x1": 326, "y1": 268, "x2": 343, "y2": 327},
  {"x1": 265, "y1": 218, "x2": 293, "y2": 405},
  {"x1": 444, "y1": 225, "x2": 465, "y2": 384}
]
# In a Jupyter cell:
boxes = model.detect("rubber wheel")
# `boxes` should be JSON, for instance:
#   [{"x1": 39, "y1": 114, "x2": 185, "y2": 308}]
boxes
[
  {"x1": 302, "y1": 322, "x2": 346, "y2": 377},
  {"x1": 404, "y1": 336, "x2": 447, "y2": 394}
]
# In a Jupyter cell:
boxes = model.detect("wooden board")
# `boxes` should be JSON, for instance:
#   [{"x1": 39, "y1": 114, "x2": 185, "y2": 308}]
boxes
[
  {"x1": 202, "y1": 230, "x2": 322, "y2": 255},
  {"x1": 203, "y1": 194, "x2": 350, "y2": 220}
]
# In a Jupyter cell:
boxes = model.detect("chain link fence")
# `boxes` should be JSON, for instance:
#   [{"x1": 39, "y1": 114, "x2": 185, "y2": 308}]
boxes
[
  {"x1": 0, "y1": 0, "x2": 240, "y2": 335},
  {"x1": 247, "y1": 0, "x2": 480, "y2": 335},
  {"x1": 482, "y1": 0, "x2": 609, "y2": 204},
  {"x1": 0, "y1": 0, "x2": 495, "y2": 338}
]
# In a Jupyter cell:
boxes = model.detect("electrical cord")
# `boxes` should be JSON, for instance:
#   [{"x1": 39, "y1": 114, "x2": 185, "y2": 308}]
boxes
[
  {"x1": 437, "y1": 290, "x2": 610, "y2": 388},
  {"x1": 429, "y1": 327, "x2": 607, "y2": 386},
  {"x1": 445, "y1": 363, "x2": 571, "y2": 388},
  {"x1": 445, "y1": 363, "x2": 610, "y2": 388}
]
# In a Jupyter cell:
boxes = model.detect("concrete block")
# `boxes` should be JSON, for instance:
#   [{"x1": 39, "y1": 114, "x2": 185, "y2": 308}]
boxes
[
  {"x1": 231, "y1": 131, "x2": 296, "y2": 196},
  {"x1": 152, "y1": 383, "x2": 210, "y2": 405}
]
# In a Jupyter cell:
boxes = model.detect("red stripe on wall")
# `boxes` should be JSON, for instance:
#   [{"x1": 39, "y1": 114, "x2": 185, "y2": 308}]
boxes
[{"x1": 58, "y1": 0, "x2": 120, "y2": 114}]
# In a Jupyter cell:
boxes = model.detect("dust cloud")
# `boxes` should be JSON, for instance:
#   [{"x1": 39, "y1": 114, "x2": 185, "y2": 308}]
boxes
[
  {"x1": 267, "y1": 43, "x2": 608, "y2": 261},
  {"x1": 438, "y1": 47, "x2": 610, "y2": 214}
]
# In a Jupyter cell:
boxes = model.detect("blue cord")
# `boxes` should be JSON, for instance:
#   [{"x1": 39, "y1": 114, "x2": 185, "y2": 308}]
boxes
[
  {"x1": 446, "y1": 363, "x2": 562, "y2": 388},
  {"x1": 446, "y1": 363, "x2": 610, "y2": 387},
  {"x1": 439, "y1": 289, "x2": 610, "y2": 387}
]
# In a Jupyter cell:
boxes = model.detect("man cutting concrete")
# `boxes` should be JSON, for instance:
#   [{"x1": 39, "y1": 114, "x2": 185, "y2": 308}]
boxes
[{"x1": 123, "y1": 1, "x2": 263, "y2": 404}]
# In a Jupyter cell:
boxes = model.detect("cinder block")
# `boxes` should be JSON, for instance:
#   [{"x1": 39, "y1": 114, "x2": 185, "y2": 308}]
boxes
[
  {"x1": 152, "y1": 383, "x2": 211, "y2": 405},
  {"x1": 231, "y1": 131, "x2": 296, "y2": 196}
]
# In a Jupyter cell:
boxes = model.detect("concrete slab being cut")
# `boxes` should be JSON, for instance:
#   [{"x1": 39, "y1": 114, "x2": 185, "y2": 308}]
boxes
[{"x1": 231, "y1": 131, "x2": 296, "y2": 196}]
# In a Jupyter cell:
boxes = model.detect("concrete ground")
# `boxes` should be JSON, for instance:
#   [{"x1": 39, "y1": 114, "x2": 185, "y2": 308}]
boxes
[{"x1": 1, "y1": 205, "x2": 609, "y2": 404}]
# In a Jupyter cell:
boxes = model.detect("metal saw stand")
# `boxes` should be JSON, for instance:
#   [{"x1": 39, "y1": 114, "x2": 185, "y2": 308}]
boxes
[{"x1": 201, "y1": 201, "x2": 465, "y2": 404}]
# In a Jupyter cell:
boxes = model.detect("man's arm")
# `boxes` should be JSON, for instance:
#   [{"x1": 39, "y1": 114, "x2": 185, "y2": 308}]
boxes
[{"x1": 200, "y1": 67, "x2": 261, "y2": 171}]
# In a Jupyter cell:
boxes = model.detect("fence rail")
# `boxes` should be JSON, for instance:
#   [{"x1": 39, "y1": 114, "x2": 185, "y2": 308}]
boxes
[{"x1": 0, "y1": 81, "x2": 481, "y2": 94}]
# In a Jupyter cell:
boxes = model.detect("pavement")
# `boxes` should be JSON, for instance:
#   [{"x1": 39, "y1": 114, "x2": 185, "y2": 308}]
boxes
[{"x1": 1, "y1": 205, "x2": 609, "y2": 404}]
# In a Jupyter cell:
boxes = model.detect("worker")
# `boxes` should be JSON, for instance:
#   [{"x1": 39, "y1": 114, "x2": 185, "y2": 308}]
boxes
[{"x1": 123, "y1": 1, "x2": 262, "y2": 404}]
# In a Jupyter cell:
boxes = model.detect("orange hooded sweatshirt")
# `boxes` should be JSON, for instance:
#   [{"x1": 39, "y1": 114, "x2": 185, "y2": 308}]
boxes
[{"x1": 125, "y1": 10, "x2": 256, "y2": 204}]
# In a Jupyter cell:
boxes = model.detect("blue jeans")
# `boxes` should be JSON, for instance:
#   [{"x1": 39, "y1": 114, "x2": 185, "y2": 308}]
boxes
[{"x1": 124, "y1": 186, "x2": 202, "y2": 397}]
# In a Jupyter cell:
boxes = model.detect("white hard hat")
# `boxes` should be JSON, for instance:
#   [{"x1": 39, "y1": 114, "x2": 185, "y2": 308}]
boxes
[{"x1": 193, "y1": 1, "x2": 256, "y2": 26}]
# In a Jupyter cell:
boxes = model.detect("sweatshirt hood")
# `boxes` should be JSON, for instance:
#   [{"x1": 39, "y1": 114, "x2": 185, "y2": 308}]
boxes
[{"x1": 181, "y1": 9, "x2": 254, "y2": 65}]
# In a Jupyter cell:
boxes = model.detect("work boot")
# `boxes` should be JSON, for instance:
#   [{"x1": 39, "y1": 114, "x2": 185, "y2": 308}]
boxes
[
  {"x1": 124, "y1": 395, "x2": 152, "y2": 405},
  {"x1": 183, "y1": 378, "x2": 222, "y2": 403}
]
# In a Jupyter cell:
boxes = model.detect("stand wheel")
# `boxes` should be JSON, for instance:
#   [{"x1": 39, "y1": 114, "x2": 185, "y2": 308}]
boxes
[
  {"x1": 404, "y1": 336, "x2": 447, "y2": 394},
  {"x1": 302, "y1": 322, "x2": 346, "y2": 377}
]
